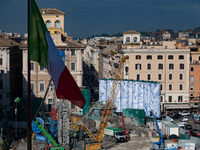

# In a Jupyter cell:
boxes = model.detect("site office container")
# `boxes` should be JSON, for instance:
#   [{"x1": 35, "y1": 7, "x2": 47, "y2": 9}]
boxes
[
  {"x1": 162, "y1": 120, "x2": 179, "y2": 137},
  {"x1": 104, "y1": 127, "x2": 122, "y2": 136}
]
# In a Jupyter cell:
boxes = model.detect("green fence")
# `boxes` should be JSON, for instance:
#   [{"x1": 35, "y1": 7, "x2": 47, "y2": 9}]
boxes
[
  {"x1": 122, "y1": 108, "x2": 145, "y2": 118},
  {"x1": 81, "y1": 88, "x2": 90, "y2": 115}
]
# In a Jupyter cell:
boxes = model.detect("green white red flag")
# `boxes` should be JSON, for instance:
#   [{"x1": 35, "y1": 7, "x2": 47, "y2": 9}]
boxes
[{"x1": 29, "y1": 0, "x2": 86, "y2": 108}]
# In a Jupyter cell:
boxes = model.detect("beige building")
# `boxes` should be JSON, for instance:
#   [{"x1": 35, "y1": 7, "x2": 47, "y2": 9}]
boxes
[
  {"x1": 162, "y1": 31, "x2": 171, "y2": 41},
  {"x1": 0, "y1": 38, "x2": 22, "y2": 112},
  {"x1": 21, "y1": 8, "x2": 86, "y2": 112},
  {"x1": 123, "y1": 48, "x2": 190, "y2": 111},
  {"x1": 40, "y1": 8, "x2": 67, "y2": 46}
]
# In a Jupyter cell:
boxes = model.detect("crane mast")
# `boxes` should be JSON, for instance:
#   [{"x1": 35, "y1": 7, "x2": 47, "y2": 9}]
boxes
[{"x1": 96, "y1": 55, "x2": 129, "y2": 142}]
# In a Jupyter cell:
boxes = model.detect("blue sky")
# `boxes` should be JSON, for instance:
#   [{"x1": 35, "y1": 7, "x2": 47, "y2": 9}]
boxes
[{"x1": 1, "y1": 0, "x2": 200, "y2": 38}]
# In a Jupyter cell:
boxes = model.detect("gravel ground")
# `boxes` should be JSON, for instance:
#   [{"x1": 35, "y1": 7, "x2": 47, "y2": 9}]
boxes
[{"x1": 103, "y1": 127, "x2": 158, "y2": 150}]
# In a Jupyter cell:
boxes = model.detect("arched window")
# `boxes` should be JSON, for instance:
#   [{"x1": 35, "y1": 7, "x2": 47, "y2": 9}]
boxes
[
  {"x1": 46, "y1": 20, "x2": 51, "y2": 28},
  {"x1": 55, "y1": 20, "x2": 60, "y2": 28},
  {"x1": 133, "y1": 37, "x2": 137, "y2": 43},
  {"x1": 126, "y1": 37, "x2": 130, "y2": 43}
]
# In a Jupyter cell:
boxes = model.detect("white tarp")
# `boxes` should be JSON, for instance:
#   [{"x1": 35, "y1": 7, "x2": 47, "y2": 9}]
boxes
[{"x1": 99, "y1": 79, "x2": 161, "y2": 117}]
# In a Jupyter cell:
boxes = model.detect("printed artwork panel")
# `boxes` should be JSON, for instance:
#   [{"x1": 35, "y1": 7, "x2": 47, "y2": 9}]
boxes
[{"x1": 99, "y1": 80, "x2": 107, "y2": 102}]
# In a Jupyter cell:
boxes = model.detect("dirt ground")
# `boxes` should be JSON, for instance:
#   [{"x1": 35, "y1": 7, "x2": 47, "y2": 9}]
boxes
[{"x1": 101, "y1": 126, "x2": 157, "y2": 150}]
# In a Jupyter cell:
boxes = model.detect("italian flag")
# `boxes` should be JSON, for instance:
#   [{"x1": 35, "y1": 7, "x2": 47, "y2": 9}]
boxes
[{"x1": 29, "y1": 0, "x2": 86, "y2": 108}]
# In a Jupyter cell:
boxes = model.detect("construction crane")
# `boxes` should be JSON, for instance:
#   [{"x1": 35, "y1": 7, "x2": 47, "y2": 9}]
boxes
[{"x1": 80, "y1": 55, "x2": 129, "y2": 149}]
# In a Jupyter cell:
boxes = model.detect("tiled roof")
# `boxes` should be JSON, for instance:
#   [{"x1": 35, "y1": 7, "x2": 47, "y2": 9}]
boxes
[
  {"x1": 19, "y1": 39, "x2": 86, "y2": 49},
  {"x1": 40, "y1": 8, "x2": 65, "y2": 15},
  {"x1": 64, "y1": 39, "x2": 86, "y2": 48},
  {"x1": 102, "y1": 46, "x2": 118, "y2": 55},
  {"x1": 0, "y1": 38, "x2": 20, "y2": 47},
  {"x1": 123, "y1": 30, "x2": 140, "y2": 34}
]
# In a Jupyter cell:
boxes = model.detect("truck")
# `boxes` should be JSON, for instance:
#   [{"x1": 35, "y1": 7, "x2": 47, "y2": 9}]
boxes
[{"x1": 104, "y1": 127, "x2": 126, "y2": 142}]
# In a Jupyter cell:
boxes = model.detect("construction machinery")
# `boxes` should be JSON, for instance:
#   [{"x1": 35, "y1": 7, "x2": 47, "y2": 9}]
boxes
[
  {"x1": 151, "y1": 111, "x2": 165, "y2": 150},
  {"x1": 79, "y1": 55, "x2": 129, "y2": 149},
  {"x1": 15, "y1": 97, "x2": 64, "y2": 150}
]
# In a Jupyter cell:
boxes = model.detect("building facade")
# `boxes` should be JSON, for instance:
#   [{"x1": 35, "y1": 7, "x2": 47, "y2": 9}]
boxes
[
  {"x1": 189, "y1": 50, "x2": 200, "y2": 110},
  {"x1": 0, "y1": 38, "x2": 22, "y2": 115},
  {"x1": 21, "y1": 8, "x2": 86, "y2": 113},
  {"x1": 123, "y1": 48, "x2": 190, "y2": 111}
]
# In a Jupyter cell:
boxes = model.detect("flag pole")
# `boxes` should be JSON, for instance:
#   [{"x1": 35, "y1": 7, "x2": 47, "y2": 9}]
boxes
[{"x1": 27, "y1": 0, "x2": 32, "y2": 149}]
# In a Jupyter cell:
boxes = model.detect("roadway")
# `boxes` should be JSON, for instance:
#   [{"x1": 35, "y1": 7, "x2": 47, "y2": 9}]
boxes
[{"x1": 172, "y1": 114, "x2": 200, "y2": 130}]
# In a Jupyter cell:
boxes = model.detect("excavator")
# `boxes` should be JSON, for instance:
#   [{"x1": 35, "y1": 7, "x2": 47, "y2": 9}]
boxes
[{"x1": 79, "y1": 55, "x2": 129, "y2": 150}]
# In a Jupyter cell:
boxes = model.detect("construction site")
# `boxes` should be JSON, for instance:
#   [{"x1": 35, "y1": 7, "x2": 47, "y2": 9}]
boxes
[{"x1": 0, "y1": 55, "x2": 196, "y2": 150}]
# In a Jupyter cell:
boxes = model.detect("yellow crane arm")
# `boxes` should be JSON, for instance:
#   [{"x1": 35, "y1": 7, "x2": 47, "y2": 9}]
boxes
[
  {"x1": 81, "y1": 55, "x2": 129, "y2": 143},
  {"x1": 96, "y1": 55, "x2": 129, "y2": 142}
]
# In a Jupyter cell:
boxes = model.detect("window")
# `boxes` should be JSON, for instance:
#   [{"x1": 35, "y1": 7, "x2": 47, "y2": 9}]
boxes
[
  {"x1": 157, "y1": 55, "x2": 163, "y2": 59},
  {"x1": 31, "y1": 62, "x2": 34, "y2": 70},
  {"x1": 169, "y1": 96, "x2": 172, "y2": 102},
  {"x1": 179, "y1": 84, "x2": 183, "y2": 90},
  {"x1": 0, "y1": 81, "x2": 2, "y2": 89},
  {"x1": 71, "y1": 49, "x2": 75, "y2": 57},
  {"x1": 180, "y1": 64, "x2": 184, "y2": 70},
  {"x1": 136, "y1": 55, "x2": 141, "y2": 59},
  {"x1": 31, "y1": 83, "x2": 34, "y2": 92},
  {"x1": 169, "y1": 74, "x2": 172, "y2": 80},
  {"x1": 158, "y1": 64, "x2": 163, "y2": 70},
  {"x1": 179, "y1": 55, "x2": 184, "y2": 59},
  {"x1": 133, "y1": 37, "x2": 137, "y2": 42},
  {"x1": 135, "y1": 63, "x2": 141, "y2": 70},
  {"x1": 169, "y1": 63, "x2": 174, "y2": 70},
  {"x1": 199, "y1": 56, "x2": 200, "y2": 61},
  {"x1": 168, "y1": 55, "x2": 173, "y2": 59},
  {"x1": 191, "y1": 67, "x2": 194, "y2": 71},
  {"x1": 161, "y1": 96, "x2": 163, "y2": 102},
  {"x1": 179, "y1": 73, "x2": 183, "y2": 80},
  {"x1": 158, "y1": 74, "x2": 162, "y2": 80},
  {"x1": 169, "y1": 84, "x2": 172, "y2": 90},
  {"x1": 190, "y1": 94, "x2": 194, "y2": 100},
  {"x1": 191, "y1": 75, "x2": 194, "y2": 81},
  {"x1": 46, "y1": 20, "x2": 51, "y2": 28},
  {"x1": 190, "y1": 56, "x2": 193, "y2": 63},
  {"x1": 71, "y1": 103, "x2": 75, "y2": 109},
  {"x1": 50, "y1": 83, "x2": 54, "y2": 91},
  {"x1": 126, "y1": 37, "x2": 130, "y2": 43},
  {"x1": 136, "y1": 74, "x2": 140, "y2": 80},
  {"x1": 147, "y1": 74, "x2": 151, "y2": 80},
  {"x1": 48, "y1": 99, "x2": 52, "y2": 104},
  {"x1": 178, "y1": 96, "x2": 183, "y2": 102},
  {"x1": 40, "y1": 66, "x2": 44, "y2": 70},
  {"x1": 71, "y1": 63, "x2": 75, "y2": 71},
  {"x1": 147, "y1": 55, "x2": 152, "y2": 60},
  {"x1": 55, "y1": 20, "x2": 60, "y2": 28},
  {"x1": 191, "y1": 85, "x2": 194, "y2": 90},
  {"x1": 160, "y1": 84, "x2": 162, "y2": 90},
  {"x1": 0, "y1": 58, "x2": 2, "y2": 65},
  {"x1": 147, "y1": 64, "x2": 151, "y2": 70},
  {"x1": 40, "y1": 83, "x2": 44, "y2": 91},
  {"x1": 165, "y1": 46, "x2": 168, "y2": 49}
]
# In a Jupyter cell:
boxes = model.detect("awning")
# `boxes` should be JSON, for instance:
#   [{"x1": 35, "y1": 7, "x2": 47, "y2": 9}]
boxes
[{"x1": 165, "y1": 104, "x2": 190, "y2": 109}]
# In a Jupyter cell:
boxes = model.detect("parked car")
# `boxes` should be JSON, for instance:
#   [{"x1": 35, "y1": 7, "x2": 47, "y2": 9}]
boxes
[
  {"x1": 177, "y1": 122, "x2": 186, "y2": 127},
  {"x1": 179, "y1": 111, "x2": 190, "y2": 116},
  {"x1": 182, "y1": 117, "x2": 189, "y2": 122},
  {"x1": 185, "y1": 124, "x2": 193, "y2": 131},
  {"x1": 193, "y1": 119, "x2": 200, "y2": 124},
  {"x1": 172, "y1": 114, "x2": 182, "y2": 119},
  {"x1": 190, "y1": 129, "x2": 200, "y2": 137}
]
